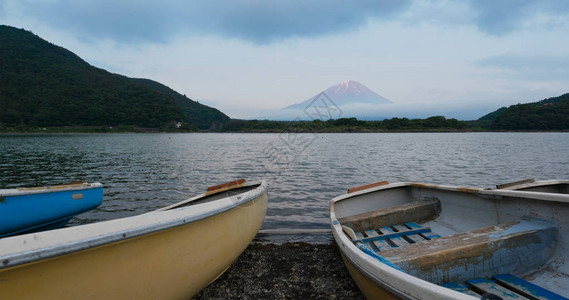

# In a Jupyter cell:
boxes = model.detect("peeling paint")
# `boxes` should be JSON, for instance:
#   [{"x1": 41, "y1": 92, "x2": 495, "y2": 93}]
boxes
[{"x1": 380, "y1": 220, "x2": 557, "y2": 284}]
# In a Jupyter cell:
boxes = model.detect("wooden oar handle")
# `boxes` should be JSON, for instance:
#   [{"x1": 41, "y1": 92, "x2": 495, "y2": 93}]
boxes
[
  {"x1": 206, "y1": 179, "x2": 246, "y2": 192},
  {"x1": 347, "y1": 180, "x2": 389, "y2": 194}
]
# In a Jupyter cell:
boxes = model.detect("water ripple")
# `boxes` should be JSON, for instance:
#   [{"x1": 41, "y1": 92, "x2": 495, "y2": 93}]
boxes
[{"x1": 1, "y1": 132, "x2": 568, "y2": 242}]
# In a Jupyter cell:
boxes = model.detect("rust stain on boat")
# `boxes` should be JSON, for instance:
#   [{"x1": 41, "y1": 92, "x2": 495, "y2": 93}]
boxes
[
  {"x1": 410, "y1": 183, "x2": 440, "y2": 189},
  {"x1": 457, "y1": 187, "x2": 479, "y2": 194}
]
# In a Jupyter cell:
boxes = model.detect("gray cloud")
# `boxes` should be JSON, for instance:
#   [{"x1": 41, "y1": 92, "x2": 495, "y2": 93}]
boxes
[
  {"x1": 477, "y1": 54, "x2": 569, "y2": 80},
  {"x1": 11, "y1": 0, "x2": 411, "y2": 44},
  {"x1": 467, "y1": 0, "x2": 569, "y2": 36},
  {"x1": 5, "y1": 0, "x2": 569, "y2": 44}
]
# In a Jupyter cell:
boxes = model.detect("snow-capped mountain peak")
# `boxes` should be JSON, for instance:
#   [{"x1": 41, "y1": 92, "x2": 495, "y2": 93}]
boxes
[{"x1": 285, "y1": 80, "x2": 392, "y2": 110}]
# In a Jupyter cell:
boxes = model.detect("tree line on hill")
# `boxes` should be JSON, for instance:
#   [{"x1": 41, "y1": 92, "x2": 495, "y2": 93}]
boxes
[
  {"x1": 484, "y1": 93, "x2": 569, "y2": 130},
  {"x1": 0, "y1": 25, "x2": 229, "y2": 131},
  {"x1": 220, "y1": 116, "x2": 469, "y2": 132}
]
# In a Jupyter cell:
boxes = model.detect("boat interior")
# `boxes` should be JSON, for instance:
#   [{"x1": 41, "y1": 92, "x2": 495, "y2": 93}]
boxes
[{"x1": 335, "y1": 184, "x2": 569, "y2": 299}]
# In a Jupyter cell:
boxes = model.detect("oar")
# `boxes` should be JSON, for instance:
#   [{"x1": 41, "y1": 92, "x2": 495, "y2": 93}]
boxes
[{"x1": 342, "y1": 225, "x2": 404, "y2": 272}]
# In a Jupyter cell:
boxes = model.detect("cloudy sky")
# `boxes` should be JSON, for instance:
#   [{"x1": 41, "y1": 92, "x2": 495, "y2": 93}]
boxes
[{"x1": 2, "y1": 0, "x2": 569, "y2": 120}]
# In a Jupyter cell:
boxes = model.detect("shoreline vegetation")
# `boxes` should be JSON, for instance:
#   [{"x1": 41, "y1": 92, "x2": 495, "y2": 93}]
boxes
[{"x1": 1, "y1": 116, "x2": 568, "y2": 134}]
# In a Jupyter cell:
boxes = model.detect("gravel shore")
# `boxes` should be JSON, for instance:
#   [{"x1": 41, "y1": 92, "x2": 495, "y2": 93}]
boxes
[{"x1": 193, "y1": 242, "x2": 365, "y2": 299}]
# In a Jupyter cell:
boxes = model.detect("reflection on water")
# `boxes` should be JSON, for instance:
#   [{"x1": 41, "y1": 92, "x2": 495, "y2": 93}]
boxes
[{"x1": 1, "y1": 132, "x2": 568, "y2": 242}]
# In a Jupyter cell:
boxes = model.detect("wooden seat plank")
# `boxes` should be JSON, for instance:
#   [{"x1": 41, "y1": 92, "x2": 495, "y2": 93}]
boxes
[
  {"x1": 381, "y1": 226, "x2": 406, "y2": 247},
  {"x1": 467, "y1": 278, "x2": 530, "y2": 300},
  {"x1": 364, "y1": 229, "x2": 380, "y2": 237},
  {"x1": 337, "y1": 199, "x2": 441, "y2": 232},
  {"x1": 442, "y1": 282, "x2": 480, "y2": 297},
  {"x1": 373, "y1": 239, "x2": 391, "y2": 251},
  {"x1": 404, "y1": 222, "x2": 441, "y2": 239},
  {"x1": 405, "y1": 222, "x2": 422, "y2": 229},
  {"x1": 365, "y1": 229, "x2": 390, "y2": 251},
  {"x1": 421, "y1": 231, "x2": 441, "y2": 240},
  {"x1": 493, "y1": 274, "x2": 568, "y2": 300},
  {"x1": 393, "y1": 224, "x2": 426, "y2": 244},
  {"x1": 358, "y1": 227, "x2": 432, "y2": 243}
]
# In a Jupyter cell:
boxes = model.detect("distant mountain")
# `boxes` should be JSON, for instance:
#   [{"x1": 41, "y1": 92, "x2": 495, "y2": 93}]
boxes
[
  {"x1": 479, "y1": 93, "x2": 569, "y2": 130},
  {"x1": 285, "y1": 80, "x2": 392, "y2": 110},
  {"x1": 0, "y1": 25, "x2": 229, "y2": 129}
]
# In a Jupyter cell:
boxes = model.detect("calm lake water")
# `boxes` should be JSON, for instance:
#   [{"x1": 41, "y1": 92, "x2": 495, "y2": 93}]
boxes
[{"x1": 1, "y1": 132, "x2": 568, "y2": 242}]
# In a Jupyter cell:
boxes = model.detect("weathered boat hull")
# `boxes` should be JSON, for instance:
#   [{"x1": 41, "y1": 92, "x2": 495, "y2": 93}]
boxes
[
  {"x1": 330, "y1": 181, "x2": 569, "y2": 300},
  {"x1": 340, "y1": 253, "x2": 399, "y2": 300},
  {"x1": 0, "y1": 182, "x2": 103, "y2": 237},
  {"x1": 0, "y1": 180, "x2": 268, "y2": 300}
]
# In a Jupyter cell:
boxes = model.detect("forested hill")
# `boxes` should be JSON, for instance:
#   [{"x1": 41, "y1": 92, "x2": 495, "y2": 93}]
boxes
[
  {"x1": 0, "y1": 25, "x2": 229, "y2": 130},
  {"x1": 479, "y1": 93, "x2": 569, "y2": 130}
]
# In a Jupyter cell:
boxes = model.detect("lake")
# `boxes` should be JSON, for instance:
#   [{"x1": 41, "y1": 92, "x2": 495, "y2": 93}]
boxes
[{"x1": 1, "y1": 132, "x2": 568, "y2": 242}]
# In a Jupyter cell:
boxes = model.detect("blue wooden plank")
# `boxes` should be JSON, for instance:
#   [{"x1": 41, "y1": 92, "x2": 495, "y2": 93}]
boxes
[
  {"x1": 404, "y1": 222, "x2": 441, "y2": 239},
  {"x1": 393, "y1": 224, "x2": 425, "y2": 244},
  {"x1": 355, "y1": 243, "x2": 405, "y2": 272},
  {"x1": 467, "y1": 278, "x2": 530, "y2": 300},
  {"x1": 422, "y1": 232, "x2": 441, "y2": 240},
  {"x1": 405, "y1": 222, "x2": 423, "y2": 229},
  {"x1": 364, "y1": 229, "x2": 380, "y2": 237},
  {"x1": 493, "y1": 274, "x2": 568, "y2": 300},
  {"x1": 442, "y1": 282, "x2": 480, "y2": 297},
  {"x1": 358, "y1": 227, "x2": 432, "y2": 243},
  {"x1": 380, "y1": 226, "x2": 403, "y2": 247},
  {"x1": 364, "y1": 229, "x2": 391, "y2": 251}
]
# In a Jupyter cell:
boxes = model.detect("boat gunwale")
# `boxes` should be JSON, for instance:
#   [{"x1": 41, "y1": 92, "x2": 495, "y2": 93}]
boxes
[
  {"x1": 495, "y1": 179, "x2": 569, "y2": 191},
  {"x1": 329, "y1": 181, "x2": 569, "y2": 300},
  {"x1": 0, "y1": 182, "x2": 103, "y2": 197},
  {"x1": 0, "y1": 180, "x2": 267, "y2": 270},
  {"x1": 330, "y1": 181, "x2": 569, "y2": 209}
]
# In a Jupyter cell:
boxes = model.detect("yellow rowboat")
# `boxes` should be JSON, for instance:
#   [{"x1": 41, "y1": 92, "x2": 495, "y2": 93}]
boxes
[
  {"x1": 330, "y1": 181, "x2": 569, "y2": 300},
  {"x1": 0, "y1": 179, "x2": 268, "y2": 300}
]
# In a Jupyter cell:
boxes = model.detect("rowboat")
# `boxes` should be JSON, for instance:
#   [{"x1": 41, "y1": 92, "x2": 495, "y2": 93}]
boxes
[
  {"x1": 0, "y1": 182, "x2": 103, "y2": 237},
  {"x1": 330, "y1": 180, "x2": 569, "y2": 300},
  {"x1": 0, "y1": 179, "x2": 268, "y2": 300},
  {"x1": 496, "y1": 178, "x2": 569, "y2": 194}
]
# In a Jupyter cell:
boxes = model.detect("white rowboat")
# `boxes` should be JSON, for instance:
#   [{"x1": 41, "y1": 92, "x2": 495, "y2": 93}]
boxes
[{"x1": 330, "y1": 181, "x2": 569, "y2": 300}]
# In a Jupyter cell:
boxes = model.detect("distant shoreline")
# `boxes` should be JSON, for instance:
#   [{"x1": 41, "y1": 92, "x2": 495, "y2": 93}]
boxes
[{"x1": 1, "y1": 128, "x2": 568, "y2": 134}]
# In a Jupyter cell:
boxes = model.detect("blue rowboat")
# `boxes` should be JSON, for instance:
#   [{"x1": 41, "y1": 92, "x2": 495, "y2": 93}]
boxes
[{"x1": 0, "y1": 182, "x2": 103, "y2": 237}]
